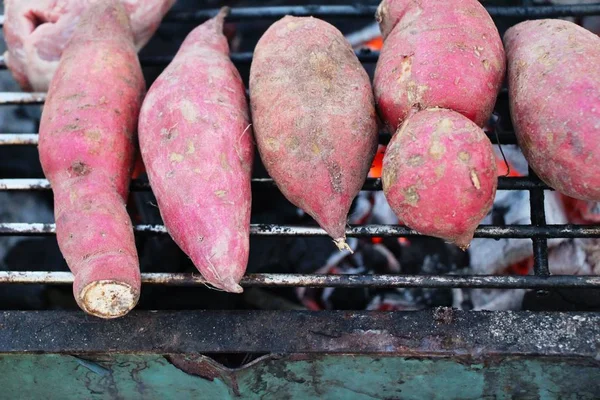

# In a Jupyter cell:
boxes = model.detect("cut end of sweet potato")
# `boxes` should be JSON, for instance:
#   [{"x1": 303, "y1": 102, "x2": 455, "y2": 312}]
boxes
[
  {"x1": 208, "y1": 276, "x2": 244, "y2": 294},
  {"x1": 79, "y1": 280, "x2": 139, "y2": 319}
]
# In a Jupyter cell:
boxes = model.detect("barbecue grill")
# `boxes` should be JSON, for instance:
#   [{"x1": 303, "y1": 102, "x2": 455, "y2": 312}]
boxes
[{"x1": 1, "y1": 2, "x2": 600, "y2": 398}]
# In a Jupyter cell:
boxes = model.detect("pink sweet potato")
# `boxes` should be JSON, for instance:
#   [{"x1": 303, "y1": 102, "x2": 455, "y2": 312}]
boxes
[
  {"x1": 250, "y1": 16, "x2": 378, "y2": 250},
  {"x1": 382, "y1": 108, "x2": 497, "y2": 249},
  {"x1": 505, "y1": 19, "x2": 600, "y2": 201},
  {"x1": 374, "y1": 0, "x2": 505, "y2": 132},
  {"x1": 138, "y1": 8, "x2": 253, "y2": 293},
  {"x1": 39, "y1": 1, "x2": 145, "y2": 318}
]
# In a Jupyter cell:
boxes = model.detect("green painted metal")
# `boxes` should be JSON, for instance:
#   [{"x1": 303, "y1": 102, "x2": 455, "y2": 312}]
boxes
[{"x1": 0, "y1": 354, "x2": 598, "y2": 399}]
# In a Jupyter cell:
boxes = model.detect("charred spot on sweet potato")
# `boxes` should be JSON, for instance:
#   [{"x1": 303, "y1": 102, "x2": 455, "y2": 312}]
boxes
[{"x1": 68, "y1": 161, "x2": 91, "y2": 176}]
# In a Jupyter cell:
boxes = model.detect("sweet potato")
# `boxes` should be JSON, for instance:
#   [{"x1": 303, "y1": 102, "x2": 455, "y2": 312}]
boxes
[
  {"x1": 382, "y1": 108, "x2": 497, "y2": 249},
  {"x1": 250, "y1": 16, "x2": 378, "y2": 250},
  {"x1": 505, "y1": 19, "x2": 600, "y2": 201},
  {"x1": 374, "y1": 0, "x2": 505, "y2": 132},
  {"x1": 3, "y1": 0, "x2": 175, "y2": 91},
  {"x1": 138, "y1": 8, "x2": 253, "y2": 293},
  {"x1": 39, "y1": 1, "x2": 145, "y2": 318}
]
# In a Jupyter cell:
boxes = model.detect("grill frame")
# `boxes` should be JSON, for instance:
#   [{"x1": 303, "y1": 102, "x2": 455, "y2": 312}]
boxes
[
  {"x1": 2, "y1": 309, "x2": 599, "y2": 355},
  {"x1": 1, "y1": 3, "x2": 600, "y2": 292}
]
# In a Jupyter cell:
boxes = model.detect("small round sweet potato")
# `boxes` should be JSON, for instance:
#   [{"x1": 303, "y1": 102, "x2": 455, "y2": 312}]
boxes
[
  {"x1": 382, "y1": 108, "x2": 497, "y2": 249},
  {"x1": 250, "y1": 16, "x2": 378, "y2": 250},
  {"x1": 505, "y1": 19, "x2": 600, "y2": 201},
  {"x1": 374, "y1": 0, "x2": 505, "y2": 132}
]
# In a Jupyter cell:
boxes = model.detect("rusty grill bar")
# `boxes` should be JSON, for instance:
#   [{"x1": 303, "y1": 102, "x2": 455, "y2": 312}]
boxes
[
  {"x1": 1, "y1": 271, "x2": 600, "y2": 288},
  {"x1": 1, "y1": 222, "x2": 600, "y2": 238},
  {"x1": 3, "y1": 309, "x2": 599, "y2": 355},
  {"x1": 162, "y1": 4, "x2": 600, "y2": 21},
  {"x1": 1, "y1": 3, "x2": 600, "y2": 291},
  {"x1": 1, "y1": 4, "x2": 600, "y2": 28},
  {"x1": 0, "y1": 176, "x2": 551, "y2": 191}
]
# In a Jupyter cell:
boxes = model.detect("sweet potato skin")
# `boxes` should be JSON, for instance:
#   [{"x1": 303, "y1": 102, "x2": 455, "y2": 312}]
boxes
[
  {"x1": 505, "y1": 19, "x2": 600, "y2": 201},
  {"x1": 138, "y1": 9, "x2": 253, "y2": 293},
  {"x1": 39, "y1": 1, "x2": 145, "y2": 317},
  {"x1": 374, "y1": 0, "x2": 505, "y2": 132},
  {"x1": 250, "y1": 16, "x2": 378, "y2": 247},
  {"x1": 382, "y1": 108, "x2": 497, "y2": 249}
]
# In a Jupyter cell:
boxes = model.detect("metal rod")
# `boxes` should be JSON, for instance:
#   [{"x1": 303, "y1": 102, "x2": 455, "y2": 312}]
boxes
[
  {"x1": 0, "y1": 92, "x2": 511, "y2": 106},
  {"x1": 0, "y1": 133, "x2": 39, "y2": 145},
  {"x1": 136, "y1": 50, "x2": 379, "y2": 67},
  {"x1": 487, "y1": 4, "x2": 600, "y2": 18},
  {"x1": 0, "y1": 4, "x2": 598, "y2": 28},
  {"x1": 0, "y1": 131, "x2": 518, "y2": 146},
  {"x1": 0, "y1": 51, "x2": 379, "y2": 70},
  {"x1": 0, "y1": 176, "x2": 550, "y2": 192},
  {"x1": 529, "y1": 170, "x2": 551, "y2": 277},
  {"x1": 1, "y1": 222, "x2": 599, "y2": 238},
  {"x1": 160, "y1": 5, "x2": 600, "y2": 22},
  {"x1": 1, "y1": 271, "x2": 600, "y2": 288},
  {"x1": 0, "y1": 179, "x2": 50, "y2": 190},
  {"x1": 0, "y1": 92, "x2": 45, "y2": 105}
]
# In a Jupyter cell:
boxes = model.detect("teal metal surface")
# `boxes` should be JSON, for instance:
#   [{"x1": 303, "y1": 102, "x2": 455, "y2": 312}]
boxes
[{"x1": 0, "y1": 354, "x2": 598, "y2": 399}]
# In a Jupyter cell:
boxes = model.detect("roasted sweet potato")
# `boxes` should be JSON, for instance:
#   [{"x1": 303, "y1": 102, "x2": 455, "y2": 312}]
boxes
[
  {"x1": 138, "y1": 8, "x2": 253, "y2": 293},
  {"x1": 505, "y1": 19, "x2": 600, "y2": 201},
  {"x1": 39, "y1": 1, "x2": 145, "y2": 318},
  {"x1": 374, "y1": 0, "x2": 505, "y2": 132},
  {"x1": 250, "y1": 16, "x2": 378, "y2": 250}
]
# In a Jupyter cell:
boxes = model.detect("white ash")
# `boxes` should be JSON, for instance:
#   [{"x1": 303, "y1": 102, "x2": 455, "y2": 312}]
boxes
[
  {"x1": 551, "y1": 239, "x2": 600, "y2": 275},
  {"x1": 469, "y1": 189, "x2": 568, "y2": 275},
  {"x1": 453, "y1": 288, "x2": 526, "y2": 311},
  {"x1": 471, "y1": 145, "x2": 568, "y2": 275},
  {"x1": 351, "y1": 190, "x2": 398, "y2": 225}
]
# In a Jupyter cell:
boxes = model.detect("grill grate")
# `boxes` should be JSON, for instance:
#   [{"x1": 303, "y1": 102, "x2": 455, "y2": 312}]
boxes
[{"x1": 1, "y1": 3, "x2": 600, "y2": 291}]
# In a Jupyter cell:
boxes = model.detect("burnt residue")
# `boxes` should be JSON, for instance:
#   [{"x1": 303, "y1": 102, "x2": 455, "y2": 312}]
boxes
[
  {"x1": 68, "y1": 161, "x2": 91, "y2": 177},
  {"x1": 433, "y1": 307, "x2": 454, "y2": 324}
]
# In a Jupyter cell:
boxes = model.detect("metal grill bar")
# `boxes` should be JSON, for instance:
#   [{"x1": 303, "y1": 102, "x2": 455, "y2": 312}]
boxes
[
  {"x1": 529, "y1": 170, "x2": 551, "y2": 277},
  {"x1": 0, "y1": 134, "x2": 39, "y2": 145},
  {"x1": 0, "y1": 92, "x2": 45, "y2": 104},
  {"x1": 0, "y1": 177, "x2": 550, "y2": 191},
  {"x1": 0, "y1": 4, "x2": 599, "y2": 28},
  {"x1": 1, "y1": 271, "x2": 599, "y2": 288},
  {"x1": 162, "y1": 4, "x2": 600, "y2": 21},
  {"x1": 0, "y1": 91, "x2": 514, "y2": 109},
  {"x1": 1, "y1": 222, "x2": 599, "y2": 238},
  {"x1": 0, "y1": 132, "x2": 518, "y2": 146},
  {"x1": 0, "y1": 51, "x2": 380, "y2": 70}
]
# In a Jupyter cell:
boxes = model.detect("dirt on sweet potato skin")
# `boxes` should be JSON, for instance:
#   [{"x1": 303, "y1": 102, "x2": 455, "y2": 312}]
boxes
[
  {"x1": 505, "y1": 19, "x2": 600, "y2": 202},
  {"x1": 382, "y1": 108, "x2": 497, "y2": 249},
  {"x1": 374, "y1": 0, "x2": 505, "y2": 132},
  {"x1": 250, "y1": 16, "x2": 378, "y2": 242}
]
